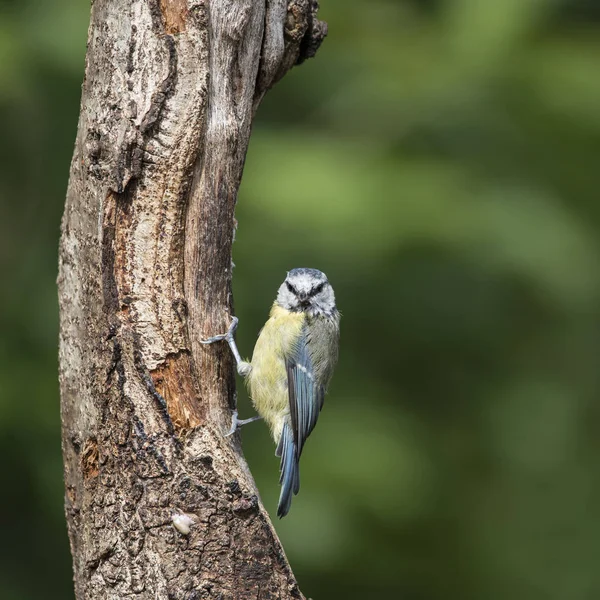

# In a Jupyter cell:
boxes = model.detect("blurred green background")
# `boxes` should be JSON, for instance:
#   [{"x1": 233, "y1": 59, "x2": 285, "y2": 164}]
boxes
[{"x1": 2, "y1": 0, "x2": 600, "y2": 598}]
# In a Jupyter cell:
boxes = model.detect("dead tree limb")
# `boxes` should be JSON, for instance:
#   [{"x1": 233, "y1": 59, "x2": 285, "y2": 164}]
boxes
[{"x1": 58, "y1": 1, "x2": 327, "y2": 598}]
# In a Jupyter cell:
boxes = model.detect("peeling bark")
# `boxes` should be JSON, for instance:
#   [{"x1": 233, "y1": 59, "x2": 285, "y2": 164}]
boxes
[{"x1": 58, "y1": 1, "x2": 327, "y2": 598}]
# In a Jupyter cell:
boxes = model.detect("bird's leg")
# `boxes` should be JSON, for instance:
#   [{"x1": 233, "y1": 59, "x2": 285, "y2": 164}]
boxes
[
  {"x1": 200, "y1": 316, "x2": 252, "y2": 376},
  {"x1": 201, "y1": 316, "x2": 259, "y2": 436}
]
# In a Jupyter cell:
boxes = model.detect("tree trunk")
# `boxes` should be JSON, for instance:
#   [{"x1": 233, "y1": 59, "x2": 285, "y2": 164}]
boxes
[{"x1": 57, "y1": 1, "x2": 327, "y2": 598}]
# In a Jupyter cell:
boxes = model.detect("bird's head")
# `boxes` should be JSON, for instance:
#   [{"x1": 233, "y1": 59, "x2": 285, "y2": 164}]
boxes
[{"x1": 276, "y1": 268, "x2": 336, "y2": 316}]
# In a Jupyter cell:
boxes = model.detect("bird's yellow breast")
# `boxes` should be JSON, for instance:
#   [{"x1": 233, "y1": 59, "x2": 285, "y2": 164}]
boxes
[{"x1": 246, "y1": 305, "x2": 305, "y2": 441}]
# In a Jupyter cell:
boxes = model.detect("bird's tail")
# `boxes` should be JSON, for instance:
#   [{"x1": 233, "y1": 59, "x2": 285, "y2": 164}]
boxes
[{"x1": 275, "y1": 422, "x2": 300, "y2": 518}]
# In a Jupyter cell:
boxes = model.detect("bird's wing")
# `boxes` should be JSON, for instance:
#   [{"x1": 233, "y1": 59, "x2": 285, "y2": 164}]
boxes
[{"x1": 286, "y1": 327, "x2": 325, "y2": 456}]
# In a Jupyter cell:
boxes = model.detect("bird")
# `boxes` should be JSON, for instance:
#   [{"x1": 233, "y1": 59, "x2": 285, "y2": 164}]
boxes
[{"x1": 201, "y1": 268, "x2": 340, "y2": 517}]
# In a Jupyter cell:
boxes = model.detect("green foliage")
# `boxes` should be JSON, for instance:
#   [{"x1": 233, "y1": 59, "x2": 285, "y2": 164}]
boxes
[{"x1": 2, "y1": 0, "x2": 600, "y2": 598}]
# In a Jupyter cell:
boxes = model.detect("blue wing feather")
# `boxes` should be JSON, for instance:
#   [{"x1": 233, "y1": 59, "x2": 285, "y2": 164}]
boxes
[
  {"x1": 277, "y1": 323, "x2": 329, "y2": 517},
  {"x1": 286, "y1": 327, "x2": 324, "y2": 455},
  {"x1": 276, "y1": 423, "x2": 299, "y2": 517}
]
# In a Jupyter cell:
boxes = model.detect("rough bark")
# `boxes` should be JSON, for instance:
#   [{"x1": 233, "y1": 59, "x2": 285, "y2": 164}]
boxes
[{"x1": 57, "y1": 1, "x2": 327, "y2": 598}]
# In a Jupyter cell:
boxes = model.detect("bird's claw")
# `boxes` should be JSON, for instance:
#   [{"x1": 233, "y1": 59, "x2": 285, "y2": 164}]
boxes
[
  {"x1": 225, "y1": 410, "x2": 239, "y2": 438},
  {"x1": 200, "y1": 316, "x2": 238, "y2": 345},
  {"x1": 224, "y1": 410, "x2": 262, "y2": 438}
]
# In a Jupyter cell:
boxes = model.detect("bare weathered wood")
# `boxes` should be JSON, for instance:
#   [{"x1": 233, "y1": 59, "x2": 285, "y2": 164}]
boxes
[{"x1": 58, "y1": 1, "x2": 327, "y2": 598}]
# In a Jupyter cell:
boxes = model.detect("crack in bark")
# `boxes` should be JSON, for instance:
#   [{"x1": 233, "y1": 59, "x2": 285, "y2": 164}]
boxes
[{"x1": 134, "y1": 345, "x2": 177, "y2": 438}]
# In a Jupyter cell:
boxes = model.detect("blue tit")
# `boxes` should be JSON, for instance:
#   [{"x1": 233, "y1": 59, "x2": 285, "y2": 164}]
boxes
[{"x1": 202, "y1": 268, "x2": 340, "y2": 517}]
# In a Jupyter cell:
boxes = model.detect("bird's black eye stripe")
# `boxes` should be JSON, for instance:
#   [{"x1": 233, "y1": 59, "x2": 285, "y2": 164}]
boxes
[
  {"x1": 286, "y1": 281, "x2": 297, "y2": 295},
  {"x1": 310, "y1": 281, "x2": 326, "y2": 296}
]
